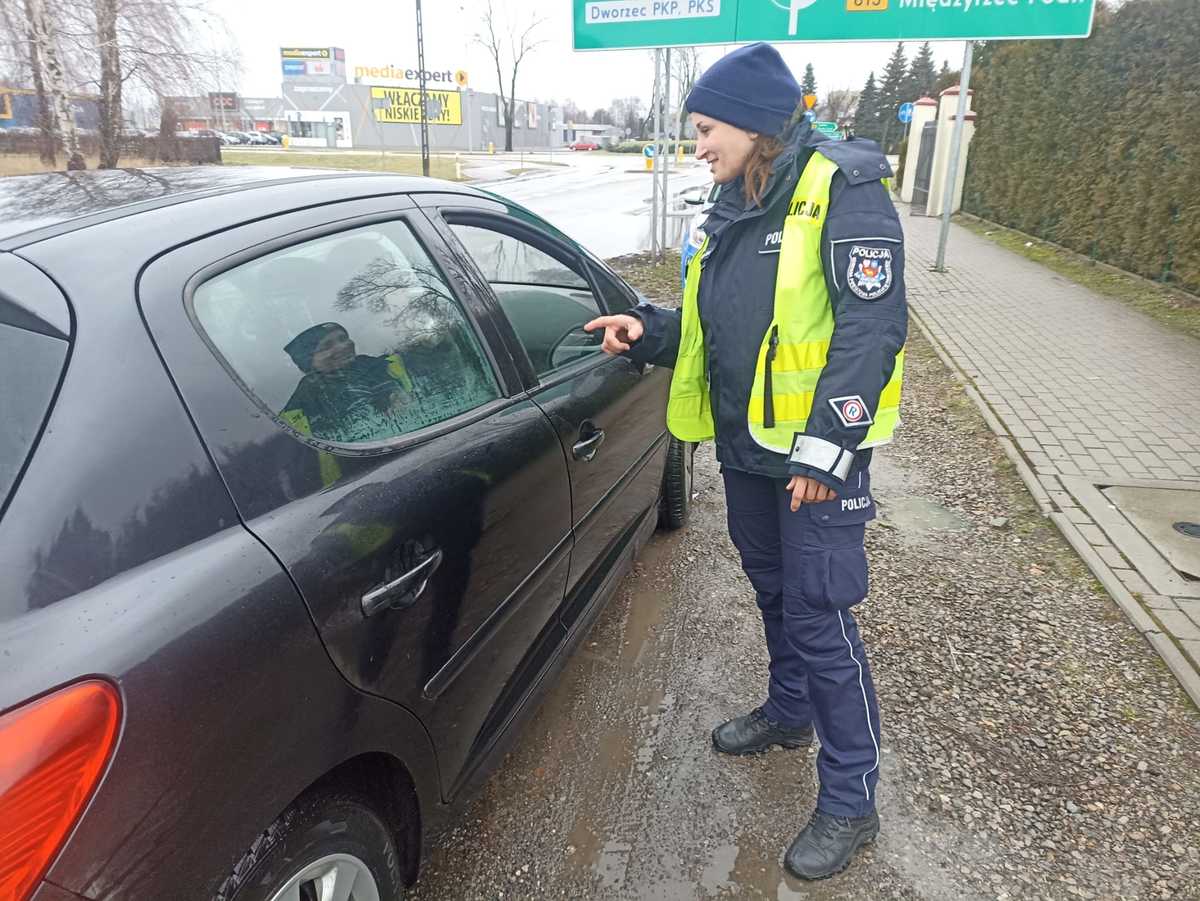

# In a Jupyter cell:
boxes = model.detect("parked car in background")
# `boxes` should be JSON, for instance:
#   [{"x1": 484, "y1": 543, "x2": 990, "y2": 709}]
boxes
[
  {"x1": 194, "y1": 128, "x2": 231, "y2": 145},
  {"x1": 0, "y1": 166, "x2": 693, "y2": 901},
  {"x1": 679, "y1": 181, "x2": 720, "y2": 285},
  {"x1": 570, "y1": 141, "x2": 600, "y2": 151}
]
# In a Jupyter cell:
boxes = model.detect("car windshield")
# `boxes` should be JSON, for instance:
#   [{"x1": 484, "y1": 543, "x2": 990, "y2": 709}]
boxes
[{"x1": 0, "y1": 323, "x2": 67, "y2": 511}]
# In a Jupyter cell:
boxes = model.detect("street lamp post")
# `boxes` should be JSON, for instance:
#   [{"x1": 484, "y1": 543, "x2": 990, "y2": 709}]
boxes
[
  {"x1": 934, "y1": 42, "x2": 974, "y2": 272},
  {"x1": 415, "y1": 0, "x2": 431, "y2": 177}
]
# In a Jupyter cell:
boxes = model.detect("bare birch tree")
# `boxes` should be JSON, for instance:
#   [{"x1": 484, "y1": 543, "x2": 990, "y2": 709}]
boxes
[
  {"x1": 94, "y1": 0, "x2": 120, "y2": 167},
  {"x1": 0, "y1": 0, "x2": 28, "y2": 83},
  {"x1": 25, "y1": 0, "x2": 82, "y2": 168},
  {"x1": 819, "y1": 89, "x2": 859, "y2": 128},
  {"x1": 9, "y1": 0, "x2": 239, "y2": 169},
  {"x1": 49, "y1": 0, "x2": 241, "y2": 167},
  {"x1": 474, "y1": 0, "x2": 545, "y2": 152},
  {"x1": 0, "y1": 0, "x2": 57, "y2": 164},
  {"x1": 671, "y1": 47, "x2": 701, "y2": 140}
]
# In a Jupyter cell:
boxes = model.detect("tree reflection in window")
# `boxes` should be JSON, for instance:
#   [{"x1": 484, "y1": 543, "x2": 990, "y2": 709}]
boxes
[
  {"x1": 327, "y1": 246, "x2": 499, "y2": 438},
  {"x1": 195, "y1": 221, "x2": 499, "y2": 448}
]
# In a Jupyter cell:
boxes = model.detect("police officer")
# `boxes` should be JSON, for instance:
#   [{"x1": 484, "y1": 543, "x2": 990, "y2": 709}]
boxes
[{"x1": 585, "y1": 42, "x2": 905, "y2": 880}]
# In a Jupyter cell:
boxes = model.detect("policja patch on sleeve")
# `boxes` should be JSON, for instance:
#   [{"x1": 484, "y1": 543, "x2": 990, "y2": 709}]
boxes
[{"x1": 846, "y1": 245, "x2": 894, "y2": 301}]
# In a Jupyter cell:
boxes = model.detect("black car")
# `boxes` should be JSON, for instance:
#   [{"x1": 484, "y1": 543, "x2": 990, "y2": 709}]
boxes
[{"x1": 0, "y1": 167, "x2": 693, "y2": 901}]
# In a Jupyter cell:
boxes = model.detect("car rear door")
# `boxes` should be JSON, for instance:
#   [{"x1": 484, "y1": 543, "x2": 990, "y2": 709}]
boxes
[
  {"x1": 138, "y1": 194, "x2": 573, "y2": 796},
  {"x1": 418, "y1": 194, "x2": 670, "y2": 632}
]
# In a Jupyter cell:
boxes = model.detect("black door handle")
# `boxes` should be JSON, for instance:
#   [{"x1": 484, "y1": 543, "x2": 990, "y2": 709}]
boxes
[
  {"x1": 361, "y1": 549, "x2": 443, "y2": 617},
  {"x1": 572, "y1": 425, "x2": 606, "y2": 462}
]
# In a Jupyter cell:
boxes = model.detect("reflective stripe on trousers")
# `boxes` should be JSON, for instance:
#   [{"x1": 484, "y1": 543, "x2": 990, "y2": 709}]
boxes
[{"x1": 722, "y1": 466, "x2": 881, "y2": 818}]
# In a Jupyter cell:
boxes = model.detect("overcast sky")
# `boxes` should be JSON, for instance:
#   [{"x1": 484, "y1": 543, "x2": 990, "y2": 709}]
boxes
[{"x1": 207, "y1": 0, "x2": 966, "y2": 113}]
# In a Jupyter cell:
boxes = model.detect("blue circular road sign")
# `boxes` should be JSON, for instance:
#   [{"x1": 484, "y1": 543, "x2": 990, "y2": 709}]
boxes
[
  {"x1": 897, "y1": 102, "x2": 914, "y2": 124},
  {"x1": 643, "y1": 144, "x2": 655, "y2": 158}
]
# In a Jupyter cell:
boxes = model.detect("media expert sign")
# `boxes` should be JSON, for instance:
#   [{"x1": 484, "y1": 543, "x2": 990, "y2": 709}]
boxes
[
  {"x1": 573, "y1": 0, "x2": 1095, "y2": 48},
  {"x1": 280, "y1": 47, "x2": 341, "y2": 60},
  {"x1": 354, "y1": 65, "x2": 468, "y2": 87},
  {"x1": 371, "y1": 87, "x2": 463, "y2": 125}
]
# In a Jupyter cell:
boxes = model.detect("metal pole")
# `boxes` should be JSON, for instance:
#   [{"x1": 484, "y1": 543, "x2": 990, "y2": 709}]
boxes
[
  {"x1": 651, "y1": 48, "x2": 662, "y2": 258},
  {"x1": 933, "y1": 42, "x2": 973, "y2": 272},
  {"x1": 415, "y1": 0, "x2": 431, "y2": 177},
  {"x1": 661, "y1": 48, "x2": 671, "y2": 258}
]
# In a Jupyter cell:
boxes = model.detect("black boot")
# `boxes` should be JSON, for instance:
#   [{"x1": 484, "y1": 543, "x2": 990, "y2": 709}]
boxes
[
  {"x1": 711, "y1": 707, "x2": 814, "y2": 755},
  {"x1": 783, "y1": 809, "x2": 879, "y2": 880}
]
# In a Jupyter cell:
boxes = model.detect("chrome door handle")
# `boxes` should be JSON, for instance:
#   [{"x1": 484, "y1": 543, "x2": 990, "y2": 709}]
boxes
[
  {"x1": 361, "y1": 549, "x2": 443, "y2": 617},
  {"x1": 572, "y1": 427, "x2": 606, "y2": 462}
]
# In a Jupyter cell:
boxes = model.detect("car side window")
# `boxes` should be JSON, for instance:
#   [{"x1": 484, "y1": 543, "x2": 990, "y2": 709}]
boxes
[
  {"x1": 193, "y1": 220, "x2": 500, "y2": 445},
  {"x1": 588, "y1": 262, "x2": 635, "y2": 312},
  {"x1": 449, "y1": 223, "x2": 604, "y2": 377}
]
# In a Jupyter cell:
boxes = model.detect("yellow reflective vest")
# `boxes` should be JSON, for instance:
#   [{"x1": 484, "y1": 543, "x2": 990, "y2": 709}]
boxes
[{"x1": 666, "y1": 152, "x2": 903, "y2": 454}]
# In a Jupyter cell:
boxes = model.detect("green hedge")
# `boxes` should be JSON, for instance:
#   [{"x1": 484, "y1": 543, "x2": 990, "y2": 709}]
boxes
[
  {"x1": 611, "y1": 140, "x2": 697, "y2": 155},
  {"x1": 962, "y1": 0, "x2": 1200, "y2": 295}
]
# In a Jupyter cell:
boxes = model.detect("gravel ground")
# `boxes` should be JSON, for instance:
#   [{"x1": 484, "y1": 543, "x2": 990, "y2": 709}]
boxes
[{"x1": 407, "y1": 253, "x2": 1200, "y2": 901}]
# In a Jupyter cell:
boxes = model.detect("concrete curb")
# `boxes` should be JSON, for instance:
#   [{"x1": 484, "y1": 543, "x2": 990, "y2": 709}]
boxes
[
  {"x1": 1146, "y1": 632, "x2": 1200, "y2": 711},
  {"x1": 1052, "y1": 513, "x2": 1200, "y2": 707},
  {"x1": 996, "y1": 435, "x2": 1054, "y2": 516},
  {"x1": 908, "y1": 308, "x2": 1200, "y2": 710},
  {"x1": 1050, "y1": 513, "x2": 1159, "y2": 634}
]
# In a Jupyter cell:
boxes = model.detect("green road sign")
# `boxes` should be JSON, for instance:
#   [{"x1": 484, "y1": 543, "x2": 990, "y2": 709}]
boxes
[
  {"x1": 573, "y1": 0, "x2": 1096, "y2": 50},
  {"x1": 813, "y1": 120, "x2": 841, "y2": 137}
]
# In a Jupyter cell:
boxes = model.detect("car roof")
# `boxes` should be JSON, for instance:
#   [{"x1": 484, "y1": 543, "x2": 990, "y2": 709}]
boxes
[{"x1": 0, "y1": 166, "x2": 485, "y2": 248}]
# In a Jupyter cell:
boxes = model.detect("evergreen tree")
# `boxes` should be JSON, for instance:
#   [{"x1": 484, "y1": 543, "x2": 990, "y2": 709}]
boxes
[
  {"x1": 908, "y1": 42, "x2": 937, "y2": 99},
  {"x1": 853, "y1": 71, "x2": 880, "y2": 143},
  {"x1": 801, "y1": 63, "x2": 817, "y2": 99},
  {"x1": 877, "y1": 42, "x2": 908, "y2": 152},
  {"x1": 961, "y1": 0, "x2": 1199, "y2": 294},
  {"x1": 934, "y1": 60, "x2": 956, "y2": 94}
]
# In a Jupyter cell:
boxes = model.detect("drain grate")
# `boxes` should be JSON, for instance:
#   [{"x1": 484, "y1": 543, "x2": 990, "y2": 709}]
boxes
[{"x1": 1174, "y1": 521, "x2": 1200, "y2": 539}]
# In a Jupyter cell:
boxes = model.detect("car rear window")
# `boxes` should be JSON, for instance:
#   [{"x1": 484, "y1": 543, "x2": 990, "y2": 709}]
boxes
[{"x1": 0, "y1": 322, "x2": 67, "y2": 510}]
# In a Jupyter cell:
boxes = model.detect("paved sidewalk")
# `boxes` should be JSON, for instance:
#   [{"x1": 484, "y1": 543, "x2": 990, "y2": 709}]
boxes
[{"x1": 901, "y1": 208, "x2": 1200, "y2": 706}]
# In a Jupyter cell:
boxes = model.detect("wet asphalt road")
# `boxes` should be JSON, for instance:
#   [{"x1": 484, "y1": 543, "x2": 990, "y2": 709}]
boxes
[
  {"x1": 470, "y1": 152, "x2": 711, "y2": 258},
  {"x1": 404, "y1": 275, "x2": 1200, "y2": 899}
]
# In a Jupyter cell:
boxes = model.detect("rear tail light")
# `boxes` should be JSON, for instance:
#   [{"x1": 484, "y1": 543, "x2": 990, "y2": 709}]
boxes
[{"x1": 0, "y1": 680, "x2": 121, "y2": 901}]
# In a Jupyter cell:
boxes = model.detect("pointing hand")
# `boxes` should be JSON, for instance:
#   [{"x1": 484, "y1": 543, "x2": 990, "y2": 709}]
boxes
[{"x1": 584, "y1": 314, "x2": 644, "y2": 355}]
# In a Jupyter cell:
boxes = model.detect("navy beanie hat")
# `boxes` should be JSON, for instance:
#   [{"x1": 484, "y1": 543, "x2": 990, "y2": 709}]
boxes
[{"x1": 685, "y1": 42, "x2": 802, "y2": 137}]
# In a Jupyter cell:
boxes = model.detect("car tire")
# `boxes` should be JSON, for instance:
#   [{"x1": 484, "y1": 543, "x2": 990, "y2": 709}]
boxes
[
  {"x1": 658, "y1": 436, "x2": 694, "y2": 530},
  {"x1": 215, "y1": 791, "x2": 404, "y2": 901}
]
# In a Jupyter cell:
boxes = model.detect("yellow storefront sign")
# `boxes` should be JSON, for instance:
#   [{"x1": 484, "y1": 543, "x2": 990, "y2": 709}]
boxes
[{"x1": 371, "y1": 87, "x2": 462, "y2": 125}]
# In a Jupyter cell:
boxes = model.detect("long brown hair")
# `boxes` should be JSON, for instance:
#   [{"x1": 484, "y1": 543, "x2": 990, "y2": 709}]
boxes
[{"x1": 742, "y1": 133, "x2": 787, "y2": 207}]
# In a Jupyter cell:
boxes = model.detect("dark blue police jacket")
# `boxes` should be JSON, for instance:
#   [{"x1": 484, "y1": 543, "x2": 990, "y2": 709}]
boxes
[{"x1": 625, "y1": 120, "x2": 907, "y2": 492}]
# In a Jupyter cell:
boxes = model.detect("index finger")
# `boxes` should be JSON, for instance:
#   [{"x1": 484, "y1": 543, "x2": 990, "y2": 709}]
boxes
[{"x1": 584, "y1": 316, "x2": 615, "y2": 332}]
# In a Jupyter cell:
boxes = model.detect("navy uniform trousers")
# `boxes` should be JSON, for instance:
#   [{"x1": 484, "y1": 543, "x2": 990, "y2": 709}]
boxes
[{"x1": 722, "y1": 466, "x2": 882, "y2": 819}]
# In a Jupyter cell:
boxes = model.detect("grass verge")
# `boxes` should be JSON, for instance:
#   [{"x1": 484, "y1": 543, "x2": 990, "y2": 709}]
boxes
[
  {"x1": 606, "y1": 251, "x2": 682, "y2": 308},
  {"x1": 221, "y1": 149, "x2": 462, "y2": 180},
  {"x1": 957, "y1": 213, "x2": 1200, "y2": 343}
]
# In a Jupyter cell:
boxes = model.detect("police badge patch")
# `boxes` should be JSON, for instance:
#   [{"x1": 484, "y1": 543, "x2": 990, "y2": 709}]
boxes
[{"x1": 846, "y1": 245, "x2": 894, "y2": 301}]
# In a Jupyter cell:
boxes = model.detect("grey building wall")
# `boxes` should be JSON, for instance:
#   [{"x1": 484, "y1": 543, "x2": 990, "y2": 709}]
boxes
[{"x1": 282, "y1": 83, "x2": 558, "y2": 151}]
